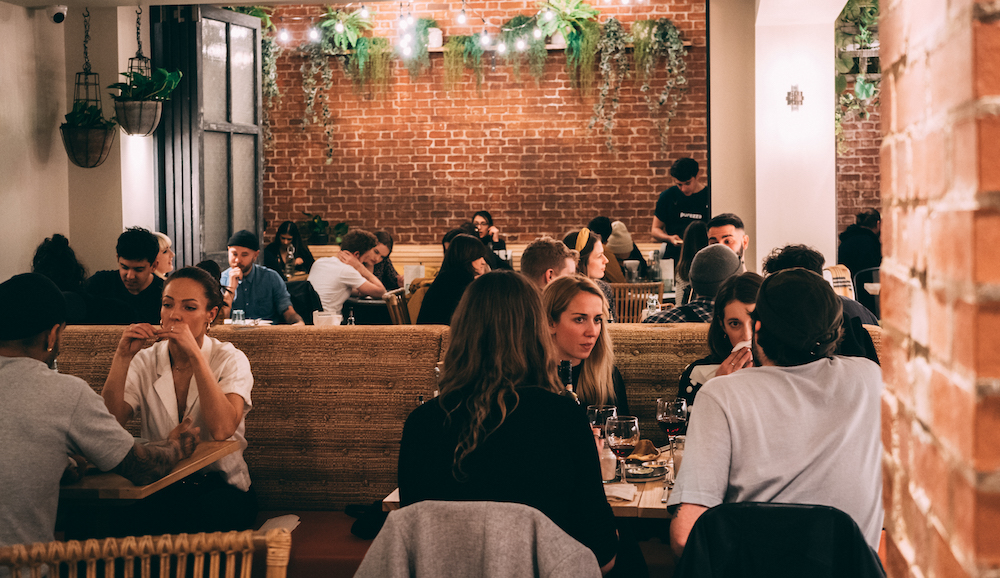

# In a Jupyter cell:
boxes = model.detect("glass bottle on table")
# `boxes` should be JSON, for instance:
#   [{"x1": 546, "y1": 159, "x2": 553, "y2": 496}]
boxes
[
  {"x1": 649, "y1": 250, "x2": 662, "y2": 282},
  {"x1": 558, "y1": 360, "x2": 579, "y2": 404},
  {"x1": 285, "y1": 244, "x2": 296, "y2": 280}
]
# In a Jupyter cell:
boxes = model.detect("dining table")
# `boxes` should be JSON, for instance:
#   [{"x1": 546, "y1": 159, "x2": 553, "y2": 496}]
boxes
[
  {"x1": 382, "y1": 479, "x2": 672, "y2": 519},
  {"x1": 60, "y1": 439, "x2": 241, "y2": 501}
]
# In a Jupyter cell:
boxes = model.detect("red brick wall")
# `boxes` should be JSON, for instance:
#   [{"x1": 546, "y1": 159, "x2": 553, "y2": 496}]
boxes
[
  {"x1": 880, "y1": 1, "x2": 1000, "y2": 576},
  {"x1": 262, "y1": 1, "x2": 707, "y2": 244},
  {"x1": 836, "y1": 83, "x2": 882, "y2": 233}
]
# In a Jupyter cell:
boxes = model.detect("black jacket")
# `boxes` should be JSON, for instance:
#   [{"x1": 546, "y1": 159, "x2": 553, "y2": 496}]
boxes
[{"x1": 837, "y1": 225, "x2": 881, "y2": 277}]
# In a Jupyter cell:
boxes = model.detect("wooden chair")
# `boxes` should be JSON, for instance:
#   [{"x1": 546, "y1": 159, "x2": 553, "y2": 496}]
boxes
[
  {"x1": 609, "y1": 282, "x2": 664, "y2": 323},
  {"x1": 824, "y1": 264, "x2": 856, "y2": 300},
  {"x1": 383, "y1": 287, "x2": 411, "y2": 325},
  {"x1": 0, "y1": 529, "x2": 291, "y2": 578}
]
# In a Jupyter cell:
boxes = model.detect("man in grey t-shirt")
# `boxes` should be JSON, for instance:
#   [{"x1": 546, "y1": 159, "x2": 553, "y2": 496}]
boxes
[
  {"x1": 668, "y1": 268, "x2": 883, "y2": 555},
  {"x1": 0, "y1": 273, "x2": 199, "y2": 548}
]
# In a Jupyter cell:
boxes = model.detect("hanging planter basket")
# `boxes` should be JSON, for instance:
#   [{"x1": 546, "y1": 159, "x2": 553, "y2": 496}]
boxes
[
  {"x1": 115, "y1": 100, "x2": 163, "y2": 136},
  {"x1": 60, "y1": 125, "x2": 116, "y2": 168}
]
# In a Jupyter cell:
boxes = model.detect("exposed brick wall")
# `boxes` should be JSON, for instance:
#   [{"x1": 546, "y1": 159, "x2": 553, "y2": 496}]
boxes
[
  {"x1": 836, "y1": 82, "x2": 882, "y2": 233},
  {"x1": 262, "y1": 1, "x2": 707, "y2": 244},
  {"x1": 880, "y1": 1, "x2": 1000, "y2": 576}
]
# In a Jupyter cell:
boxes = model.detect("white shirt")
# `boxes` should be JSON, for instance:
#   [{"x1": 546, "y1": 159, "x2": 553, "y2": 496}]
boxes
[
  {"x1": 308, "y1": 256, "x2": 368, "y2": 314},
  {"x1": 124, "y1": 336, "x2": 254, "y2": 491}
]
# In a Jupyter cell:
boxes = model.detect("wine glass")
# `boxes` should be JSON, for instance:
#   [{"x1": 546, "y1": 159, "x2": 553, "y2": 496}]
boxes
[
  {"x1": 605, "y1": 416, "x2": 639, "y2": 483},
  {"x1": 656, "y1": 397, "x2": 687, "y2": 442},
  {"x1": 587, "y1": 405, "x2": 617, "y2": 437}
]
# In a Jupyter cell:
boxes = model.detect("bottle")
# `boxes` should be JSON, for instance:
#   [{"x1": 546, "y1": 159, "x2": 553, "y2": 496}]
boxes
[
  {"x1": 285, "y1": 244, "x2": 296, "y2": 280},
  {"x1": 600, "y1": 439, "x2": 618, "y2": 481},
  {"x1": 641, "y1": 293, "x2": 661, "y2": 322},
  {"x1": 346, "y1": 310, "x2": 356, "y2": 325},
  {"x1": 649, "y1": 250, "x2": 662, "y2": 282},
  {"x1": 558, "y1": 360, "x2": 579, "y2": 404}
]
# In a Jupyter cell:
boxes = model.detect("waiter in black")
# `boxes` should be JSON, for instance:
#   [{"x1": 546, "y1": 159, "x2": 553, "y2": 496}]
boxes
[{"x1": 651, "y1": 157, "x2": 711, "y2": 261}]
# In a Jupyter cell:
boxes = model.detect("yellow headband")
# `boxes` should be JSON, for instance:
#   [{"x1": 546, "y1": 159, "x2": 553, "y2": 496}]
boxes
[{"x1": 575, "y1": 228, "x2": 591, "y2": 253}]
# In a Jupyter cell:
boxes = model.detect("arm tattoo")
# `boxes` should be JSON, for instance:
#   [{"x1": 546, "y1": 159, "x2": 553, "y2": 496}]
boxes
[{"x1": 111, "y1": 440, "x2": 181, "y2": 486}]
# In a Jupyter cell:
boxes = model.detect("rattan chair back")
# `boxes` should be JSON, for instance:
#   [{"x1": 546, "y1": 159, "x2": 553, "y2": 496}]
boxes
[
  {"x1": 383, "y1": 288, "x2": 411, "y2": 325},
  {"x1": 609, "y1": 282, "x2": 664, "y2": 323}
]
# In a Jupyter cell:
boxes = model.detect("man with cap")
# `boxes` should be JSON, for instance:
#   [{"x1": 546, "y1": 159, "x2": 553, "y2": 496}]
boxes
[
  {"x1": 642, "y1": 244, "x2": 742, "y2": 323},
  {"x1": 667, "y1": 268, "x2": 883, "y2": 556},
  {"x1": 220, "y1": 230, "x2": 304, "y2": 325},
  {"x1": 605, "y1": 220, "x2": 649, "y2": 280},
  {"x1": 0, "y1": 273, "x2": 200, "y2": 548},
  {"x1": 83, "y1": 227, "x2": 164, "y2": 324}
]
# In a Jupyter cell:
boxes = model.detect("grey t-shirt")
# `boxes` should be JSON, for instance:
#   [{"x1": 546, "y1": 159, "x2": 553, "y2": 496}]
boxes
[
  {"x1": 667, "y1": 356, "x2": 883, "y2": 550},
  {"x1": 0, "y1": 356, "x2": 135, "y2": 547}
]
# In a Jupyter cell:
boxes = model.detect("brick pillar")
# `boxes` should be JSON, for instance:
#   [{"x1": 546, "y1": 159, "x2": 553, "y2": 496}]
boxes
[{"x1": 880, "y1": 1, "x2": 1000, "y2": 576}]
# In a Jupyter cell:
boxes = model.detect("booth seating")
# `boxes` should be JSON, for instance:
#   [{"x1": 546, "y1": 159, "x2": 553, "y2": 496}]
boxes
[{"x1": 56, "y1": 323, "x2": 881, "y2": 577}]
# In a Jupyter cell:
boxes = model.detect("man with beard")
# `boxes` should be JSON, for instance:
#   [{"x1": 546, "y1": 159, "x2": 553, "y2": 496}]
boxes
[{"x1": 706, "y1": 213, "x2": 749, "y2": 272}]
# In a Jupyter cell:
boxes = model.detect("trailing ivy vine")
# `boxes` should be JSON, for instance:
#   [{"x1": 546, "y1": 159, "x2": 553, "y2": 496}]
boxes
[
  {"x1": 589, "y1": 18, "x2": 629, "y2": 151},
  {"x1": 632, "y1": 18, "x2": 687, "y2": 151},
  {"x1": 398, "y1": 18, "x2": 437, "y2": 79},
  {"x1": 443, "y1": 35, "x2": 485, "y2": 95},
  {"x1": 499, "y1": 15, "x2": 547, "y2": 84}
]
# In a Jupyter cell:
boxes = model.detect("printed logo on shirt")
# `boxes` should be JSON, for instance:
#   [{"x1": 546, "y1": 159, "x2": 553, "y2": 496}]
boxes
[{"x1": 679, "y1": 212, "x2": 704, "y2": 220}]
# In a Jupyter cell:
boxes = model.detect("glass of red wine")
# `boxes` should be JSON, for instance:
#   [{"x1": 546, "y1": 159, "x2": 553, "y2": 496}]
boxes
[
  {"x1": 587, "y1": 405, "x2": 617, "y2": 438},
  {"x1": 656, "y1": 397, "x2": 688, "y2": 440},
  {"x1": 605, "y1": 416, "x2": 639, "y2": 483}
]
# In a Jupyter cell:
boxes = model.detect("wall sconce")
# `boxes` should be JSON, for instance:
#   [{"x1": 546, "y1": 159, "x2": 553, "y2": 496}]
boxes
[{"x1": 786, "y1": 85, "x2": 803, "y2": 111}]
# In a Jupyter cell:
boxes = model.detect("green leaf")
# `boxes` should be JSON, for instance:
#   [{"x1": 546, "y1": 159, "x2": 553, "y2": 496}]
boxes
[
  {"x1": 835, "y1": 74, "x2": 847, "y2": 95},
  {"x1": 855, "y1": 76, "x2": 875, "y2": 100}
]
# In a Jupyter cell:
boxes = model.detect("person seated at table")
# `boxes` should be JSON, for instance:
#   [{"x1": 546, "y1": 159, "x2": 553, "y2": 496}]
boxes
[
  {"x1": 520, "y1": 236, "x2": 578, "y2": 290},
  {"x1": 84, "y1": 227, "x2": 165, "y2": 324},
  {"x1": 152, "y1": 232, "x2": 175, "y2": 280},
  {"x1": 416, "y1": 234, "x2": 488, "y2": 325},
  {"x1": 31, "y1": 233, "x2": 99, "y2": 324},
  {"x1": 473, "y1": 211, "x2": 513, "y2": 271},
  {"x1": 673, "y1": 221, "x2": 708, "y2": 306},
  {"x1": 373, "y1": 229, "x2": 404, "y2": 292},
  {"x1": 643, "y1": 244, "x2": 741, "y2": 324},
  {"x1": 586, "y1": 217, "x2": 626, "y2": 283},
  {"x1": 399, "y1": 271, "x2": 619, "y2": 575},
  {"x1": 220, "y1": 230, "x2": 304, "y2": 325},
  {"x1": 543, "y1": 275, "x2": 629, "y2": 415},
  {"x1": 262, "y1": 221, "x2": 315, "y2": 276},
  {"x1": 604, "y1": 220, "x2": 648, "y2": 280},
  {"x1": 563, "y1": 228, "x2": 616, "y2": 322},
  {"x1": 0, "y1": 273, "x2": 198, "y2": 548},
  {"x1": 442, "y1": 223, "x2": 477, "y2": 255},
  {"x1": 309, "y1": 229, "x2": 387, "y2": 317},
  {"x1": 101, "y1": 266, "x2": 256, "y2": 535},
  {"x1": 676, "y1": 272, "x2": 762, "y2": 407}
]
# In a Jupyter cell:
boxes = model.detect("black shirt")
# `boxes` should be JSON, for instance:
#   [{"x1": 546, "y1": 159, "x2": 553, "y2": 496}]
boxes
[
  {"x1": 399, "y1": 387, "x2": 619, "y2": 566},
  {"x1": 571, "y1": 363, "x2": 630, "y2": 417},
  {"x1": 262, "y1": 241, "x2": 315, "y2": 276},
  {"x1": 83, "y1": 270, "x2": 164, "y2": 324},
  {"x1": 654, "y1": 185, "x2": 711, "y2": 259},
  {"x1": 415, "y1": 269, "x2": 474, "y2": 325}
]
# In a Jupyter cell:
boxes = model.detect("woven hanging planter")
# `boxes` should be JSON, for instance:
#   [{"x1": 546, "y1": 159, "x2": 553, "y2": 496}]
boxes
[
  {"x1": 115, "y1": 100, "x2": 163, "y2": 136},
  {"x1": 60, "y1": 126, "x2": 116, "y2": 168}
]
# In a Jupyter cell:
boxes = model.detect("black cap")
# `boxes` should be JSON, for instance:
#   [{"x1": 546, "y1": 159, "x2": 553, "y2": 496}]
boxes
[
  {"x1": 227, "y1": 230, "x2": 260, "y2": 251},
  {"x1": 689, "y1": 244, "x2": 742, "y2": 298},
  {"x1": 755, "y1": 268, "x2": 843, "y2": 356},
  {"x1": 0, "y1": 273, "x2": 67, "y2": 340}
]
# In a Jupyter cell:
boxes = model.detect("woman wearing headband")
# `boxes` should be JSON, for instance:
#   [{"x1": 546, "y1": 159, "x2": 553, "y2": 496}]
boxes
[{"x1": 562, "y1": 228, "x2": 615, "y2": 322}]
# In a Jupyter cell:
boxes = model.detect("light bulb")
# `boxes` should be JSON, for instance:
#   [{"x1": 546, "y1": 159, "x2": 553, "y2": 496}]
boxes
[
  {"x1": 544, "y1": 10, "x2": 554, "y2": 21},
  {"x1": 516, "y1": 38, "x2": 526, "y2": 51},
  {"x1": 334, "y1": 21, "x2": 344, "y2": 33},
  {"x1": 308, "y1": 28, "x2": 321, "y2": 41},
  {"x1": 406, "y1": 13, "x2": 415, "y2": 26},
  {"x1": 278, "y1": 29, "x2": 290, "y2": 42},
  {"x1": 457, "y1": 9, "x2": 467, "y2": 24},
  {"x1": 497, "y1": 41, "x2": 506, "y2": 54},
  {"x1": 480, "y1": 31, "x2": 490, "y2": 47},
  {"x1": 359, "y1": 5, "x2": 369, "y2": 18},
  {"x1": 402, "y1": 33, "x2": 412, "y2": 43},
  {"x1": 403, "y1": 45, "x2": 412, "y2": 56},
  {"x1": 533, "y1": 27, "x2": 542, "y2": 39}
]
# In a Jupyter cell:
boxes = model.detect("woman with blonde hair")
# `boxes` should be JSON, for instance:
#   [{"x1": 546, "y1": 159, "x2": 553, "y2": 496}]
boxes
[
  {"x1": 543, "y1": 274, "x2": 629, "y2": 415},
  {"x1": 562, "y1": 228, "x2": 616, "y2": 321},
  {"x1": 152, "y1": 232, "x2": 175, "y2": 280},
  {"x1": 399, "y1": 271, "x2": 619, "y2": 575}
]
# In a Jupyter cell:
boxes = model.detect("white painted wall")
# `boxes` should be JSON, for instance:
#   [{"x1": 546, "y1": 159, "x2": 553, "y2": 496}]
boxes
[
  {"x1": 0, "y1": 1, "x2": 70, "y2": 280},
  {"x1": 709, "y1": 0, "x2": 758, "y2": 271},
  {"x1": 754, "y1": 0, "x2": 844, "y2": 266}
]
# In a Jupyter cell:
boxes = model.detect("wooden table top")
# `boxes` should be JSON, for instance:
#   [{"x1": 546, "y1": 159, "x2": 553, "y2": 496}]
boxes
[
  {"x1": 60, "y1": 440, "x2": 241, "y2": 501},
  {"x1": 382, "y1": 480, "x2": 672, "y2": 519}
]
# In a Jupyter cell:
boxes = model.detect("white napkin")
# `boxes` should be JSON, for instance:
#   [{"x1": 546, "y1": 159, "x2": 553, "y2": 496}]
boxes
[
  {"x1": 258, "y1": 514, "x2": 301, "y2": 532},
  {"x1": 404, "y1": 264, "x2": 425, "y2": 291},
  {"x1": 604, "y1": 483, "x2": 638, "y2": 502}
]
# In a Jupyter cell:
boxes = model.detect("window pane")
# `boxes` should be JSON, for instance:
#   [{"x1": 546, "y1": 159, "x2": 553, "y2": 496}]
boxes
[
  {"x1": 232, "y1": 134, "x2": 256, "y2": 232},
  {"x1": 231, "y1": 25, "x2": 256, "y2": 126},
  {"x1": 204, "y1": 131, "x2": 230, "y2": 254},
  {"x1": 202, "y1": 19, "x2": 228, "y2": 123}
]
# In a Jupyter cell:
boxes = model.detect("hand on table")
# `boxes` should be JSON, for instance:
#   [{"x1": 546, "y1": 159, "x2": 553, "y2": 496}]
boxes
[
  {"x1": 167, "y1": 416, "x2": 201, "y2": 460},
  {"x1": 716, "y1": 346, "x2": 753, "y2": 377}
]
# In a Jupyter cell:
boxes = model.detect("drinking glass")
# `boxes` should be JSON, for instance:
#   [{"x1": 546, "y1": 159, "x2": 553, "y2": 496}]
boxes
[
  {"x1": 605, "y1": 416, "x2": 639, "y2": 482},
  {"x1": 656, "y1": 397, "x2": 688, "y2": 442},
  {"x1": 587, "y1": 405, "x2": 617, "y2": 437}
]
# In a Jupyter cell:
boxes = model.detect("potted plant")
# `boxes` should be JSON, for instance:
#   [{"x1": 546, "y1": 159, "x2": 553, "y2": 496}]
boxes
[
  {"x1": 107, "y1": 68, "x2": 183, "y2": 136},
  {"x1": 537, "y1": 0, "x2": 600, "y2": 91},
  {"x1": 302, "y1": 212, "x2": 330, "y2": 245},
  {"x1": 537, "y1": 0, "x2": 598, "y2": 47},
  {"x1": 60, "y1": 101, "x2": 118, "y2": 168}
]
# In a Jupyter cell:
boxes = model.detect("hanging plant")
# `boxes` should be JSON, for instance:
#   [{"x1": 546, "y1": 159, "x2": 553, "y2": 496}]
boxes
[
  {"x1": 319, "y1": 7, "x2": 374, "y2": 53},
  {"x1": 350, "y1": 36, "x2": 393, "y2": 96},
  {"x1": 834, "y1": 0, "x2": 880, "y2": 155},
  {"x1": 589, "y1": 18, "x2": 630, "y2": 152},
  {"x1": 443, "y1": 35, "x2": 485, "y2": 95},
  {"x1": 61, "y1": 8, "x2": 117, "y2": 168},
  {"x1": 632, "y1": 18, "x2": 687, "y2": 150},
  {"x1": 537, "y1": 0, "x2": 599, "y2": 92},
  {"x1": 397, "y1": 18, "x2": 437, "y2": 80},
  {"x1": 499, "y1": 15, "x2": 547, "y2": 84},
  {"x1": 299, "y1": 40, "x2": 336, "y2": 162}
]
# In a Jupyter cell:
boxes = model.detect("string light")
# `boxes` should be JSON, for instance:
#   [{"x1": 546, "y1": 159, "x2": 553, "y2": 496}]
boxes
[
  {"x1": 308, "y1": 27, "x2": 320, "y2": 41},
  {"x1": 334, "y1": 21, "x2": 344, "y2": 33},
  {"x1": 515, "y1": 38, "x2": 526, "y2": 51},
  {"x1": 480, "y1": 29, "x2": 490, "y2": 47},
  {"x1": 533, "y1": 26, "x2": 542, "y2": 39},
  {"x1": 457, "y1": 9, "x2": 467, "y2": 24},
  {"x1": 497, "y1": 41, "x2": 506, "y2": 54},
  {"x1": 277, "y1": 29, "x2": 290, "y2": 42},
  {"x1": 543, "y1": 9, "x2": 554, "y2": 21},
  {"x1": 359, "y1": 4, "x2": 369, "y2": 18}
]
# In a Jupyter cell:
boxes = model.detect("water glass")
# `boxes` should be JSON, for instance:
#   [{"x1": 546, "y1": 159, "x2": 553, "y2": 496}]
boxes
[{"x1": 232, "y1": 309, "x2": 245, "y2": 325}]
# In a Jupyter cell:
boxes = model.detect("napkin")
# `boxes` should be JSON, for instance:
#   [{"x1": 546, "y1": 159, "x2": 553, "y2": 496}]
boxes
[
  {"x1": 604, "y1": 483, "x2": 638, "y2": 502},
  {"x1": 626, "y1": 439, "x2": 661, "y2": 462}
]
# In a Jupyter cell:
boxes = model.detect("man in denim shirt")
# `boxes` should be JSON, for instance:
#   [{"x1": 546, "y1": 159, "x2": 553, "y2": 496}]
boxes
[{"x1": 220, "y1": 230, "x2": 304, "y2": 325}]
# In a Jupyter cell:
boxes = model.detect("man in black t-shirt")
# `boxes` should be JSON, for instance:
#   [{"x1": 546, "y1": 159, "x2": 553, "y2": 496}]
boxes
[
  {"x1": 83, "y1": 227, "x2": 164, "y2": 324},
  {"x1": 652, "y1": 157, "x2": 711, "y2": 261}
]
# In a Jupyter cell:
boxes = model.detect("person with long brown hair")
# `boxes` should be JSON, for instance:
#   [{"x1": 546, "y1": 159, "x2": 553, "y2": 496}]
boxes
[
  {"x1": 398, "y1": 271, "x2": 618, "y2": 574},
  {"x1": 563, "y1": 228, "x2": 616, "y2": 322},
  {"x1": 543, "y1": 274, "x2": 629, "y2": 415}
]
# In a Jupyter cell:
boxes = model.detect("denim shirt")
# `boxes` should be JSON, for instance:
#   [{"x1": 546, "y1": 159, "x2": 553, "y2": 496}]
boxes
[{"x1": 221, "y1": 263, "x2": 292, "y2": 322}]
